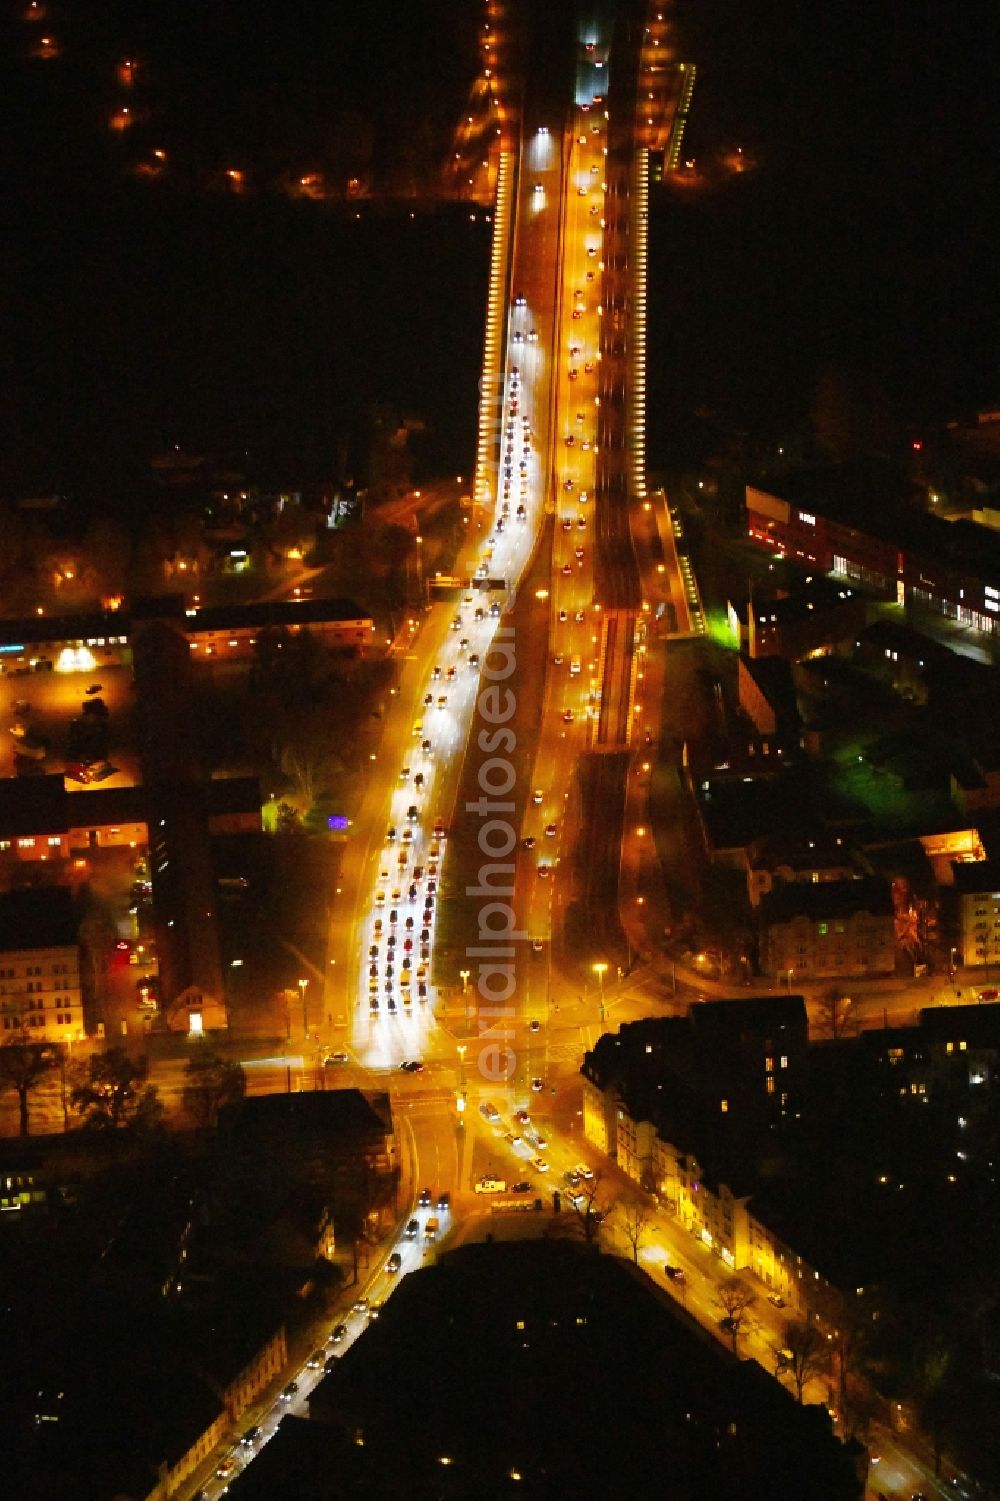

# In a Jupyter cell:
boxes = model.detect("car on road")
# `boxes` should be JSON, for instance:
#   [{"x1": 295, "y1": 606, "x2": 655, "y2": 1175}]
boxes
[
  {"x1": 532, "y1": 1155, "x2": 549, "y2": 1172},
  {"x1": 418, "y1": 1187, "x2": 432, "y2": 1207},
  {"x1": 574, "y1": 1163, "x2": 594, "y2": 1179},
  {"x1": 279, "y1": 1381, "x2": 298, "y2": 1401},
  {"x1": 324, "y1": 1355, "x2": 340, "y2": 1373},
  {"x1": 529, "y1": 1019, "x2": 540, "y2": 1032},
  {"x1": 522, "y1": 835, "x2": 536, "y2": 850},
  {"x1": 564, "y1": 1170, "x2": 582, "y2": 1188},
  {"x1": 532, "y1": 788, "x2": 543, "y2": 804},
  {"x1": 399, "y1": 1059, "x2": 424, "y2": 1073},
  {"x1": 767, "y1": 1293, "x2": 786, "y2": 1308},
  {"x1": 512, "y1": 1180, "x2": 532, "y2": 1194},
  {"x1": 664, "y1": 1265, "x2": 685, "y2": 1281},
  {"x1": 405, "y1": 1218, "x2": 420, "y2": 1239},
  {"x1": 479, "y1": 1102, "x2": 501, "y2": 1122},
  {"x1": 532, "y1": 939, "x2": 543, "y2": 952},
  {"x1": 217, "y1": 1456, "x2": 238, "y2": 1478},
  {"x1": 387, "y1": 1252, "x2": 402, "y2": 1273},
  {"x1": 537, "y1": 863, "x2": 551, "y2": 878},
  {"x1": 306, "y1": 1348, "x2": 325, "y2": 1368},
  {"x1": 531, "y1": 1077, "x2": 544, "y2": 1092},
  {"x1": 324, "y1": 1051, "x2": 349, "y2": 1066},
  {"x1": 558, "y1": 609, "x2": 568, "y2": 622},
  {"x1": 561, "y1": 563, "x2": 572, "y2": 576},
  {"x1": 562, "y1": 709, "x2": 574, "y2": 723},
  {"x1": 65, "y1": 762, "x2": 91, "y2": 783},
  {"x1": 437, "y1": 1191, "x2": 450, "y2": 1211},
  {"x1": 513, "y1": 1109, "x2": 530, "y2": 1125},
  {"x1": 544, "y1": 823, "x2": 557, "y2": 838},
  {"x1": 240, "y1": 1426, "x2": 262, "y2": 1446}
]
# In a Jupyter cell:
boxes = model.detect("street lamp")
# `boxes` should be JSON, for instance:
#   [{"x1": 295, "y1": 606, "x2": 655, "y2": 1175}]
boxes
[
  {"x1": 455, "y1": 1045, "x2": 467, "y2": 1124},
  {"x1": 298, "y1": 977, "x2": 308, "y2": 1038},
  {"x1": 459, "y1": 967, "x2": 472, "y2": 1024},
  {"x1": 592, "y1": 961, "x2": 608, "y2": 1022}
]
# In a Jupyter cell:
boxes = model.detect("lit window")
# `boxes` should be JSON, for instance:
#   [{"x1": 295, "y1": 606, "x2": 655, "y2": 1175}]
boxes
[
  {"x1": 818, "y1": 921, "x2": 829, "y2": 936},
  {"x1": 17, "y1": 839, "x2": 33, "y2": 850},
  {"x1": 765, "y1": 1056, "x2": 774, "y2": 1072},
  {"x1": 766, "y1": 1077, "x2": 776, "y2": 1095},
  {"x1": 779, "y1": 1055, "x2": 788, "y2": 1068},
  {"x1": 47, "y1": 837, "x2": 61, "y2": 847},
  {"x1": 959, "y1": 1041, "x2": 967, "y2": 1052},
  {"x1": 720, "y1": 1099, "x2": 728, "y2": 1113}
]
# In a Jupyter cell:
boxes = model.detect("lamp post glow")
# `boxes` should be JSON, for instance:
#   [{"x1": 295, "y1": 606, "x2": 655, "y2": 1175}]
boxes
[
  {"x1": 298, "y1": 977, "x2": 308, "y2": 1038},
  {"x1": 593, "y1": 961, "x2": 608, "y2": 1022}
]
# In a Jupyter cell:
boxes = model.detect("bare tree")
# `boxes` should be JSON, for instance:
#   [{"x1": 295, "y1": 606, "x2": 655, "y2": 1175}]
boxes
[
  {"x1": 551, "y1": 1171, "x2": 613, "y2": 1246},
  {"x1": 617, "y1": 1197, "x2": 655, "y2": 1264},
  {"x1": 182, "y1": 1043, "x2": 246, "y2": 1130},
  {"x1": 778, "y1": 1319, "x2": 830, "y2": 1402},
  {"x1": 0, "y1": 1041, "x2": 56, "y2": 1137},
  {"x1": 716, "y1": 1276, "x2": 757, "y2": 1353},
  {"x1": 813, "y1": 985, "x2": 855, "y2": 1040}
]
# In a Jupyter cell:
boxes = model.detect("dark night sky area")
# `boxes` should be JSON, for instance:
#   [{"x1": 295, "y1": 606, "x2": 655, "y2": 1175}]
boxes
[
  {"x1": 648, "y1": 0, "x2": 1000, "y2": 464},
  {"x1": 1, "y1": 0, "x2": 998, "y2": 502}
]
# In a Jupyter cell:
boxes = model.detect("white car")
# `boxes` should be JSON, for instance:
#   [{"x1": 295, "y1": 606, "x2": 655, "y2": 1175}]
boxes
[{"x1": 532, "y1": 1155, "x2": 549, "y2": 1172}]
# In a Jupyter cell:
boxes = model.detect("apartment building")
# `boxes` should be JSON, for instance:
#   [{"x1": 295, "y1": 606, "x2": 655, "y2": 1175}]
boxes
[{"x1": 0, "y1": 887, "x2": 83, "y2": 1043}]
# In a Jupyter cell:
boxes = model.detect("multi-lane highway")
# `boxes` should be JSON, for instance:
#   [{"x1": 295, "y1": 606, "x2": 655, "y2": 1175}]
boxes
[{"x1": 189, "y1": 9, "x2": 959, "y2": 1501}]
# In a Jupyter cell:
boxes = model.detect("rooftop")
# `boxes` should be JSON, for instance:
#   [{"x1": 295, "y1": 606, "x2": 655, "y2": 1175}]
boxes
[
  {"x1": 305, "y1": 1239, "x2": 858, "y2": 1501},
  {"x1": 219, "y1": 1087, "x2": 392, "y2": 1141},
  {"x1": 950, "y1": 860, "x2": 1000, "y2": 896},
  {"x1": 0, "y1": 886, "x2": 78, "y2": 952},
  {"x1": 758, "y1": 874, "x2": 893, "y2": 925}
]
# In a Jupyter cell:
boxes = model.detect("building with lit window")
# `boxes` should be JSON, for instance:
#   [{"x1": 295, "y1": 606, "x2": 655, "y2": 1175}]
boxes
[
  {"x1": 0, "y1": 887, "x2": 83, "y2": 1043},
  {"x1": 745, "y1": 464, "x2": 1000, "y2": 639},
  {"x1": 759, "y1": 875, "x2": 895, "y2": 981},
  {"x1": 952, "y1": 860, "x2": 1000, "y2": 970},
  {"x1": 0, "y1": 596, "x2": 374, "y2": 676}
]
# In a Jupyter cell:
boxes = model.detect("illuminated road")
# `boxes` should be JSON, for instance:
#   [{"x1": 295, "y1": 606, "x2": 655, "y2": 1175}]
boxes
[{"x1": 189, "y1": 7, "x2": 956, "y2": 1501}]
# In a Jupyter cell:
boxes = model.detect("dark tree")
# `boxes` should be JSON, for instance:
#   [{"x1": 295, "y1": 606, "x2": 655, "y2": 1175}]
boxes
[
  {"x1": 779, "y1": 1319, "x2": 830, "y2": 1402},
  {"x1": 183, "y1": 1044, "x2": 246, "y2": 1130},
  {"x1": 813, "y1": 985, "x2": 855, "y2": 1040},
  {"x1": 0, "y1": 1040, "x2": 55, "y2": 1137},
  {"x1": 70, "y1": 1048, "x2": 152, "y2": 1131}
]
